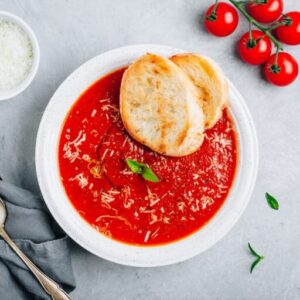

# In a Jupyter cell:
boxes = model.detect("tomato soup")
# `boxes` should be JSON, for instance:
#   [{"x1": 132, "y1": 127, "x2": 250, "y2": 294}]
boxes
[{"x1": 58, "y1": 68, "x2": 238, "y2": 246}]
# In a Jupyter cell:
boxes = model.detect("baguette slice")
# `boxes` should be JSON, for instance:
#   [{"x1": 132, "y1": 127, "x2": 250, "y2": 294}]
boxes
[
  {"x1": 170, "y1": 53, "x2": 228, "y2": 129},
  {"x1": 120, "y1": 53, "x2": 205, "y2": 157}
]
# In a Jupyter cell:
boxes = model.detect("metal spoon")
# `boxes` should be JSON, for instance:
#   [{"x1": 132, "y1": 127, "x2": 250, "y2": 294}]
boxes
[{"x1": 0, "y1": 197, "x2": 71, "y2": 300}]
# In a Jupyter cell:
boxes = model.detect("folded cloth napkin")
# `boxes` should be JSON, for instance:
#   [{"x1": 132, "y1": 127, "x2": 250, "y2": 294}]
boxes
[{"x1": 0, "y1": 180, "x2": 76, "y2": 300}]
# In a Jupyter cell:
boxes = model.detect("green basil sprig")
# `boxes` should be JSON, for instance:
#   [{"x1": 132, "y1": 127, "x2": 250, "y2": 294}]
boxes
[
  {"x1": 125, "y1": 159, "x2": 159, "y2": 183},
  {"x1": 248, "y1": 243, "x2": 264, "y2": 273}
]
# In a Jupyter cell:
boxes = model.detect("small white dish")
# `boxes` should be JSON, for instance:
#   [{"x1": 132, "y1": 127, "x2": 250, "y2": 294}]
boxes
[
  {"x1": 36, "y1": 45, "x2": 259, "y2": 267},
  {"x1": 0, "y1": 11, "x2": 40, "y2": 101}
]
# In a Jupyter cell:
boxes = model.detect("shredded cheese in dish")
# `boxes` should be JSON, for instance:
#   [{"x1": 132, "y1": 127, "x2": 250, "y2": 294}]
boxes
[{"x1": 0, "y1": 19, "x2": 33, "y2": 91}]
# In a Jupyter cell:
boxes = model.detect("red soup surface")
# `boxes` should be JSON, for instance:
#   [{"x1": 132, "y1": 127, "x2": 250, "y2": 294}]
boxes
[{"x1": 58, "y1": 67, "x2": 238, "y2": 246}]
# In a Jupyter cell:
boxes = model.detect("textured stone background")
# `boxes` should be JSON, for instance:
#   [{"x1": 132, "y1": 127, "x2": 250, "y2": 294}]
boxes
[{"x1": 0, "y1": 1, "x2": 300, "y2": 299}]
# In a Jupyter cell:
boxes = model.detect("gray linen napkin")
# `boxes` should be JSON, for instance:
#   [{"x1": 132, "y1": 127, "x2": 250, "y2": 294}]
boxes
[{"x1": 0, "y1": 180, "x2": 76, "y2": 300}]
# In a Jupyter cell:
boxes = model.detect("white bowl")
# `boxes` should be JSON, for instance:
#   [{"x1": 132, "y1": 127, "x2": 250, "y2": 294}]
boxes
[
  {"x1": 36, "y1": 45, "x2": 258, "y2": 267},
  {"x1": 0, "y1": 11, "x2": 40, "y2": 101}
]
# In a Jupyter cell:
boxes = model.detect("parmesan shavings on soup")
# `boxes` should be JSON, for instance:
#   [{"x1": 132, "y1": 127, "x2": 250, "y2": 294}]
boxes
[
  {"x1": 0, "y1": 19, "x2": 33, "y2": 91},
  {"x1": 59, "y1": 68, "x2": 238, "y2": 246}
]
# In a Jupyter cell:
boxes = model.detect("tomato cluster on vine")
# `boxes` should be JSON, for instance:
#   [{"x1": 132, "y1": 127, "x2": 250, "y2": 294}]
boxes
[{"x1": 204, "y1": 0, "x2": 300, "y2": 87}]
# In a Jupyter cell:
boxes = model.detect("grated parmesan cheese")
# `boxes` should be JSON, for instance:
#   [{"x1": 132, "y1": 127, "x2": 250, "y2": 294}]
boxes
[
  {"x1": 59, "y1": 76, "x2": 238, "y2": 245},
  {"x1": 69, "y1": 173, "x2": 88, "y2": 188},
  {"x1": 0, "y1": 19, "x2": 33, "y2": 91},
  {"x1": 144, "y1": 231, "x2": 151, "y2": 243}
]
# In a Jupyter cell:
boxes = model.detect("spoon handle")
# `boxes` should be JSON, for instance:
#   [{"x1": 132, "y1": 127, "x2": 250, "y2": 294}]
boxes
[{"x1": 0, "y1": 228, "x2": 71, "y2": 300}]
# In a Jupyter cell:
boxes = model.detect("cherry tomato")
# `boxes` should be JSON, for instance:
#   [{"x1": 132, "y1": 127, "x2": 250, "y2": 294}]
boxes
[
  {"x1": 248, "y1": 0, "x2": 283, "y2": 23},
  {"x1": 238, "y1": 30, "x2": 272, "y2": 65},
  {"x1": 205, "y1": 2, "x2": 239, "y2": 37},
  {"x1": 264, "y1": 52, "x2": 298, "y2": 86},
  {"x1": 275, "y1": 12, "x2": 300, "y2": 45}
]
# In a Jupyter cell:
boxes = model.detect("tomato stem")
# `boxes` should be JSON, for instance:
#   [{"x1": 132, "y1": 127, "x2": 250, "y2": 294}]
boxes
[
  {"x1": 207, "y1": 0, "x2": 219, "y2": 21},
  {"x1": 267, "y1": 16, "x2": 291, "y2": 32},
  {"x1": 283, "y1": 16, "x2": 292, "y2": 26},
  {"x1": 249, "y1": 21, "x2": 252, "y2": 40},
  {"x1": 267, "y1": 22, "x2": 285, "y2": 31},
  {"x1": 229, "y1": 0, "x2": 283, "y2": 50},
  {"x1": 212, "y1": 0, "x2": 219, "y2": 14},
  {"x1": 247, "y1": 22, "x2": 256, "y2": 48},
  {"x1": 271, "y1": 48, "x2": 281, "y2": 74},
  {"x1": 237, "y1": 0, "x2": 266, "y2": 4},
  {"x1": 254, "y1": 0, "x2": 267, "y2": 3},
  {"x1": 274, "y1": 47, "x2": 280, "y2": 65}
]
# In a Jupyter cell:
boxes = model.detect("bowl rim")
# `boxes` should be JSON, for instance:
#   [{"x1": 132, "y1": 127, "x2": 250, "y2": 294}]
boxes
[
  {"x1": 35, "y1": 44, "x2": 259, "y2": 267},
  {"x1": 0, "y1": 11, "x2": 40, "y2": 101}
]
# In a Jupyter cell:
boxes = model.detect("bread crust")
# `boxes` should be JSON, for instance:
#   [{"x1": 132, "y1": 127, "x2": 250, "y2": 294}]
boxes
[{"x1": 170, "y1": 53, "x2": 228, "y2": 129}]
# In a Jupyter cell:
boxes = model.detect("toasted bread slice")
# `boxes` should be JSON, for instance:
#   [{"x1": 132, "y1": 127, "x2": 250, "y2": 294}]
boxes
[
  {"x1": 120, "y1": 53, "x2": 205, "y2": 157},
  {"x1": 170, "y1": 53, "x2": 228, "y2": 129}
]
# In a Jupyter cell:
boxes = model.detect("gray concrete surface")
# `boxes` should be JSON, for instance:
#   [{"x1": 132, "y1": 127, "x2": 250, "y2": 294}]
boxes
[{"x1": 1, "y1": 1, "x2": 300, "y2": 299}]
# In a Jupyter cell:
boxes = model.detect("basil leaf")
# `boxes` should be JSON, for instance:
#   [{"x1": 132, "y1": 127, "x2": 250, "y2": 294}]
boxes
[
  {"x1": 125, "y1": 159, "x2": 143, "y2": 174},
  {"x1": 265, "y1": 193, "x2": 279, "y2": 210},
  {"x1": 125, "y1": 159, "x2": 159, "y2": 183},
  {"x1": 248, "y1": 242, "x2": 260, "y2": 258},
  {"x1": 250, "y1": 257, "x2": 263, "y2": 274},
  {"x1": 248, "y1": 243, "x2": 264, "y2": 274},
  {"x1": 142, "y1": 167, "x2": 159, "y2": 183}
]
